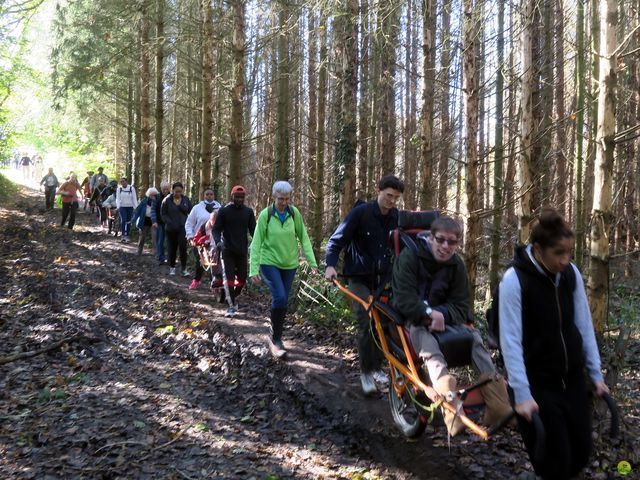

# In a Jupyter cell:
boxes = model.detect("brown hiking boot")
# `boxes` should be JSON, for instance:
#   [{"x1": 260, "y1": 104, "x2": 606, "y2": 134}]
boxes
[
  {"x1": 479, "y1": 373, "x2": 515, "y2": 427},
  {"x1": 435, "y1": 374, "x2": 466, "y2": 436}
]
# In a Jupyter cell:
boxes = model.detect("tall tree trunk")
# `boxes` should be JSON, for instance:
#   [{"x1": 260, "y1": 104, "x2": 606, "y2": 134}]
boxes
[
  {"x1": 168, "y1": 39, "x2": 180, "y2": 184},
  {"x1": 229, "y1": 0, "x2": 245, "y2": 186},
  {"x1": 335, "y1": 0, "x2": 358, "y2": 218},
  {"x1": 134, "y1": 65, "x2": 142, "y2": 187},
  {"x1": 274, "y1": 0, "x2": 291, "y2": 181},
  {"x1": 437, "y1": 0, "x2": 452, "y2": 209},
  {"x1": 127, "y1": 76, "x2": 134, "y2": 179},
  {"x1": 537, "y1": 0, "x2": 553, "y2": 204},
  {"x1": 488, "y1": 0, "x2": 505, "y2": 293},
  {"x1": 140, "y1": 0, "x2": 152, "y2": 192},
  {"x1": 307, "y1": 8, "x2": 320, "y2": 255},
  {"x1": 517, "y1": 0, "x2": 535, "y2": 244},
  {"x1": 357, "y1": 0, "x2": 370, "y2": 200},
  {"x1": 377, "y1": 0, "x2": 401, "y2": 174},
  {"x1": 312, "y1": 16, "x2": 328, "y2": 254},
  {"x1": 154, "y1": 0, "x2": 165, "y2": 188},
  {"x1": 553, "y1": 0, "x2": 567, "y2": 214},
  {"x1": 200, "y1": 0, "x2": 214, "y2": 193},
  {"x1": 462, "y1": 0, "x2": 481, "y2": 308},
  {"x1": 575, "y1": 0, "x2": 586, "y2": 267},
  {"x1": 419, "y1": 0, "x2": 436, "y2": 208},
  {"x1": 587, "y1": 0, "x2": 617, "y2": 335}
]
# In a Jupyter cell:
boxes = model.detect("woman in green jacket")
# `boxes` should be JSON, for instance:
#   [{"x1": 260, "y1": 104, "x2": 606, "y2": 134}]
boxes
[{"x1": 250, "y1": 181, "x2": 317, "y2": 358}]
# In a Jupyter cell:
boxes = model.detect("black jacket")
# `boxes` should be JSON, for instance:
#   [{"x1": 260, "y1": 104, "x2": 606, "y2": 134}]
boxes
[
  {"x1": 511, "y1": 245, "x2": 584, "y2": 388},
  {"x1": 212, "y1": 203, "x2": 256, "y2": 255},
  {"x1": 160, "y1": 195, "x2": 192, "y2": 232},
  {"x1": 325, "y1": 201, "x2": 398, "y2": 286}
]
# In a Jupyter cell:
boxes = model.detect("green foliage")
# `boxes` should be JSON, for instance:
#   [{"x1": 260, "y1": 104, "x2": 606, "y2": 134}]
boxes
[
  {"x1": 37, "y1": 386, "x2": 67, "y2": 403},
  {"x1": 610, "y1": 284, "x2": 640, "y2": 328},
  {"x1": 0, "y1": 173, "x2": 19, "y2": 204}
]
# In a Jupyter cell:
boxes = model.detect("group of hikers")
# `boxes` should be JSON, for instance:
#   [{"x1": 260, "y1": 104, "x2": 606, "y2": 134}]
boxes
[
  {"x1": 10, "y1": 151, "x2": 45, "y2": 181},
  {"x1": 37, "y1": 167, "x2": 609, "y2": 480}
]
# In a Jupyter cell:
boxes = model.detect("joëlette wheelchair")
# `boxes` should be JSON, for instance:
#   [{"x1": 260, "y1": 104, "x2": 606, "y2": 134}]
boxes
[
  {"x1": 332, "y1": 210, "x2": 619, "y2": 449},
  {"x1": 333, "y1": 277, "x2": 505, "y2": 439}
]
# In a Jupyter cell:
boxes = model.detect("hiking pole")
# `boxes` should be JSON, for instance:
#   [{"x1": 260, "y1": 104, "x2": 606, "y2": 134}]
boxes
[{"x1": 218, "y1": 248, "x2": 234, "y2": 309}]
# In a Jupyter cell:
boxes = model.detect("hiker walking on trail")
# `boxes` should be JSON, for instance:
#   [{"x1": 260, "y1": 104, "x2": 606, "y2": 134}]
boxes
[
  {"x1": 56, "y1": 173, "x2": 82, "y2": 230},
  {"x1": 80, "y1": 171, "x2": 94, "y2": 211},
  {"x1": 249, "y1": 181, "x2": 317, "y2": 359},
  {"x1": 133, "y1": 187, "x2": 159, "y2": 256},
  {"x1": 499, "y1": 208, "x2": 609, "y2": 480},
  {"x1": 391, "y1": 216, "x2": 512, "y2": 437},
  {"x1": 212, "y1": 185, "x2": 256, "y2": 317},
  {"x1": 40, "y1": 168, "x2": 59, "y2": 210},
  {"x1": 116, "y1": 177, "x2": 137, "y2": 243},
  {"x1": 324, "y1": 175, "x2": 404, "y2": 395},
  {"x1": 152, "y1": 181, "x2": 171, "y2": 265},
  {"x1": 90, "y1": 167, "x2": 108, "y2": 193},
  {"x1": 160, "y1": 181, "x2": 192, "y2": 276},
  {"x1": 90, "y1": 178, "x2": 110, "y2": 227},
  {"x1": 19, "y1": 153, "x2": 32, "y2": 181},
  {"x1": 102, "y1": 182, "x2": 119, "y2": 235},
  {"x1": 185, "y1": 188, "x2": 221, "y2": 289}
]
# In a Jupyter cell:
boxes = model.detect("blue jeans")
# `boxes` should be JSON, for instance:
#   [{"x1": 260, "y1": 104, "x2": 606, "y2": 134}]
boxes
[
  {"x1": 259, "y1": 265, "x2": 297, "y2": 309},
  {"x1": 156, "y1": 224, "x2": 166, "y2": 261},
  {"x1": 119, "y1": 207, "x2": 134, "y2": 237}
]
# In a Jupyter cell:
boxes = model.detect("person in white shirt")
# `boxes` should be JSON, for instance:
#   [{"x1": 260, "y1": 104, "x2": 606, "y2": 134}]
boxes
[
  {"x1": 115, "y1": 177, "x2": 138, "y2": 242},
  {"x1": 185, "y1": 188, "x2": 221, "y2": 290}
]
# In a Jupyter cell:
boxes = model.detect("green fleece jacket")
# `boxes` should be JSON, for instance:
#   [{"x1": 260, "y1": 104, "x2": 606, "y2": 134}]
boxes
[
  {"x1": 249, "y1": 204, "x2": 317, "y2": 277},
  {"x1": 391, "y1": 237, "x2": 470, "y2": 326}
]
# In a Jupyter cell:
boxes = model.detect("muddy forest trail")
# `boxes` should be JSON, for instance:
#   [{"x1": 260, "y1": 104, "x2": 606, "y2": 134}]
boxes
[{"x1": 0, "y1": 179, "x2": 637, "y2": 480}]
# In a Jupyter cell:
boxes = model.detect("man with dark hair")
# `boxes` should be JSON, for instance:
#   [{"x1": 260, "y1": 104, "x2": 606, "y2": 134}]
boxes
[
  {"x1": 391, "y1": 216, "x2": 512, "y2": 436},
  {"x1": 325, "y1": 174, "x2": 404, "y2": 395}
]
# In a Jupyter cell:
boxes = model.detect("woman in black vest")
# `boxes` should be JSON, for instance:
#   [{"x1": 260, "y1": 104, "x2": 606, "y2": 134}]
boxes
[{"x1": 499, "y1": 208, "x2": 609, "y2": 480}]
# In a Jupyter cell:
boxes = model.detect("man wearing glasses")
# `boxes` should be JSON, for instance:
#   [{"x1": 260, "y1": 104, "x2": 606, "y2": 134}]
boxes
[{"x1": 391, "y1": 216, "x2": 512, "y2": 437}]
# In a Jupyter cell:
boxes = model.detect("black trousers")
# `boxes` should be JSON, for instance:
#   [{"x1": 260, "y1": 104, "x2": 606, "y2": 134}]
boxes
[
  {"x1": 45, "y1": 186, "x2": 56, "y2": 209},
  {"x1": 166, "y1": 229, "x2": 188, "y2": 269},
  {"x1": 515, "y1": 374, "x2": 592, "y2": 480},
  {"x1": 61, "y1": 202, "x2": 78, "y2": 229},
  {"x1": 221, "y1": 249, "x2": 248, "y2": 303},
  {"x1": 347, "y1": 278, "x2": 383, "y2": 374}
]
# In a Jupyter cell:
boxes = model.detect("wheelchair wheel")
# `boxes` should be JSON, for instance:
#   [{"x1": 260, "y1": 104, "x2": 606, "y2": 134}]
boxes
[{"x1": 388, "y1": 366, "x2": 427, "y2": 439}]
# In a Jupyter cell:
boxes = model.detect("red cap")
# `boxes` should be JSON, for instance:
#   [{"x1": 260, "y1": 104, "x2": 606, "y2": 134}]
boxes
[{"x1": 231, "y1": 185, "x2": 246, "y2": 195}]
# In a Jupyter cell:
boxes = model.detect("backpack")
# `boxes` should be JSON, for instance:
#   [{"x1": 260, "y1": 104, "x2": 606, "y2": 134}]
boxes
[
  {"x1": 485, "y1": 264, "x2": 520, "y2": 350},
  {"x1": 485, "y1": 260, "x2": 576, "y2": 350}
]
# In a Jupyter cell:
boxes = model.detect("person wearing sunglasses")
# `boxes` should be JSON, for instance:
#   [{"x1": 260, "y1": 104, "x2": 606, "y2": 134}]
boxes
[{"x1": 391, "y1": 216, "x2": 512, "y2": 437}]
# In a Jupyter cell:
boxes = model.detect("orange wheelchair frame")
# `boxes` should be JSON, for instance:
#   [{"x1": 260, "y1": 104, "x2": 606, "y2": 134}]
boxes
[{"x1": 333, "y1": 278, "x2": 501, "y2": 440}]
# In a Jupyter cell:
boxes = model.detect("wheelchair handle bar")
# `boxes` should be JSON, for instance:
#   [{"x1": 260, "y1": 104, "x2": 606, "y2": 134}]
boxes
[{"x1": 601, "y1": 392, "x2": 620, "y2": 438}]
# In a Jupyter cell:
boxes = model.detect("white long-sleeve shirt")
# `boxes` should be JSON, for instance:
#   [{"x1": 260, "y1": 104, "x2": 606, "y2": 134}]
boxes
[
  {"x1": 185, "y1": 200, "x2": 221, "y2": 239},
  {"x1": 116, "y1": 185, "x2": 137, "y2": 209},
  {"x1": 499, "y1": 245, "x2": 604, "y2": 405}
]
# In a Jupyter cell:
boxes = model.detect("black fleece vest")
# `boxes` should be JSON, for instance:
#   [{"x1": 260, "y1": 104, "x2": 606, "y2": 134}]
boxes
[{"x1": 517, "y1": 261, "x2": 584, "y2": 388}]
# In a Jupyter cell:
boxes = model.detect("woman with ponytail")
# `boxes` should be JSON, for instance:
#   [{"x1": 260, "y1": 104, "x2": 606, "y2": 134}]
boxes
[{"x1": 499, "y1": 208, "x2": 609, "y2": 479}]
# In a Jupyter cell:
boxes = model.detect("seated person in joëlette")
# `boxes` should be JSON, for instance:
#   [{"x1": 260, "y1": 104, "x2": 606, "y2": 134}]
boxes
[{"x1": 391, "y1": 216, "x2": 512, "y2": 436}]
